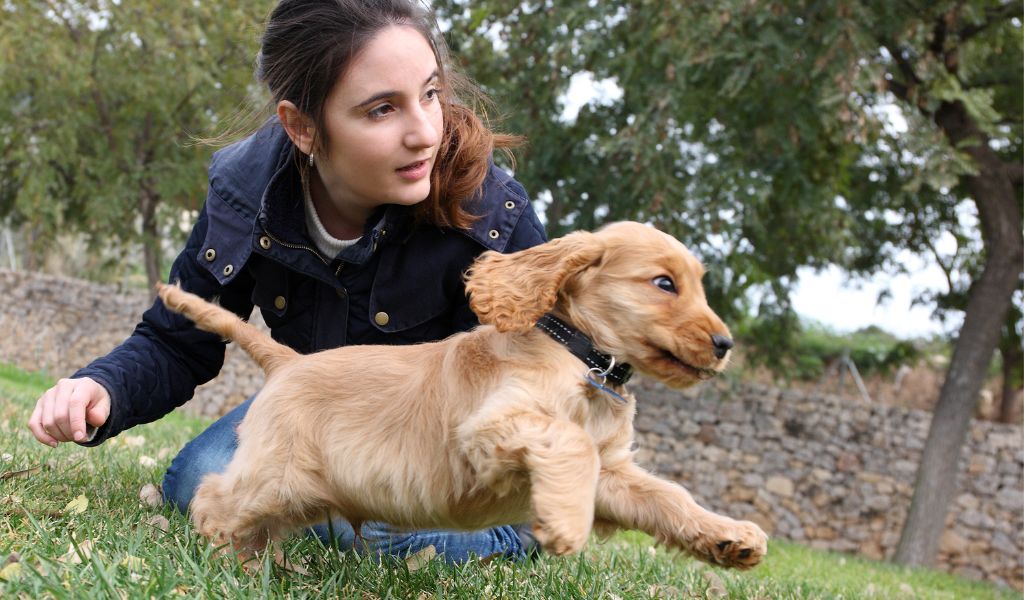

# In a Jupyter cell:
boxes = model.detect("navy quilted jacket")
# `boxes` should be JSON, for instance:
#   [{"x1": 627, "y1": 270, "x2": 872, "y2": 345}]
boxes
[{"x1": 74, "y1": 122, "x2": 547, "y2": 445}]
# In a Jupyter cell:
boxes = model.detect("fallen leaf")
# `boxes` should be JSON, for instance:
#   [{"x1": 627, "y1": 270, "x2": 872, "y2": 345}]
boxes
[
  {"x1": 139, "y1": 483, "x2": 163, "y2": 508},
  {"x1": 62, "y1": 539, "x2": 93, "y2": 564},
  {"x1": 277, "y1": 556, "x2": 310, "y2": 575},
  {"x1": 138, "y1": 456, "x2": 157, "y2": 468},
  {"x1": 0, "y1": 562, "x2": 22, "y2": 581},
  {"x1": 702, "y1": 570, "x2": 727, "y2": 599},
  {"x1": 64, "y1": 494, "x2": 89, "y2": 515},
  {"x1": 123, "y1": 435, "x2": 146, "y2": 448},
  {"x1": 146, "y1": 514, "x2": 170, "y2": 533},
  {"x1": 121, "y1": 555, "x2": 146, "y2": 571},
  {"x1": 404, "y1": 545, "x2": 436, "y2": 571}
]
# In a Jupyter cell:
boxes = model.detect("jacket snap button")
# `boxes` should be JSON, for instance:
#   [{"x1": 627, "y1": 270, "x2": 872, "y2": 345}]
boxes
[
  {"x1": 504, "y1": 201, "x2": 515, "y2": 210},
  {"x1": 488, "y1": 229, "x2": 499, "y2": 239},
  {"x1": 274, "y1": 296, "x2": 286, "y2": 310},
  {"x1": 222, "y1": 264, "x2": 233, "y2": 276},
  {"x1": 204, "y1": 248, "x2": 216, "y2": 262},
  {"x1": 259, "y1": 236, "x2": 271, "y2": 250},
  {"x1": 374, "y1": 312, "x2": 390, "y2": 326},
  {"x1": 336, "y1": 288, "x2": 347, "y2": 299}
]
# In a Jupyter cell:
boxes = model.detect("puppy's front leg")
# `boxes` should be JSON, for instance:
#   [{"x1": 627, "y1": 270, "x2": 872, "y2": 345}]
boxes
[
  {"x1": 463, "y1": 413, "x2": 599, "y2": 556},
  {"x1": 596, "y1": 462, "x2": 767, "y2": 569}
]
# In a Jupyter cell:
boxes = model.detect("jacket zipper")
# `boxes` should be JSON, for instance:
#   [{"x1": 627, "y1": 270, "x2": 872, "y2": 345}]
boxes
[{"x1": 262, "y1": 229, "x2": 344, "y2": 275}]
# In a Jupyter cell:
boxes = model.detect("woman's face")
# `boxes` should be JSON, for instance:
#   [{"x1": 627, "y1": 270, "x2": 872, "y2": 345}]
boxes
[{"x1": 315, "y1": 25, "x2": 444, "y2": 215}]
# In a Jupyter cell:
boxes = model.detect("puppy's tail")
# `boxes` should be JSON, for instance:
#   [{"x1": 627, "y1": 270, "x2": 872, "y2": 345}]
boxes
[{"x1": 156, "y1": 282, "x2": 298, "y2": 375}]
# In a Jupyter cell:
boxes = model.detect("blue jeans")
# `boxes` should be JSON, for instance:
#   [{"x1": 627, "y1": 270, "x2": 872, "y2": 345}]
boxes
[{"x1": 162, "y1": 396, "x2": 526, "y2": 564}]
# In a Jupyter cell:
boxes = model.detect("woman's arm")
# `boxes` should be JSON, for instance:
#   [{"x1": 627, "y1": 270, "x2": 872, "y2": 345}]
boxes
[{"x1": 32, "y1": 204, "x2": 256, "y2": 447}]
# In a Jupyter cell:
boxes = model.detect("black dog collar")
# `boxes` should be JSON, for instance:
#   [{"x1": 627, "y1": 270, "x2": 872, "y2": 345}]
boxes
[{"x1": 534, "y1": 314, "x2": 633, "y2": 386}]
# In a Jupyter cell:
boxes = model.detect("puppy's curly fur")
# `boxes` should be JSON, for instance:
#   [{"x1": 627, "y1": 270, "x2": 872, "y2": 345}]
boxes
[{"x1": 157, "y1": 221, "x2": 767, "y2": 568}]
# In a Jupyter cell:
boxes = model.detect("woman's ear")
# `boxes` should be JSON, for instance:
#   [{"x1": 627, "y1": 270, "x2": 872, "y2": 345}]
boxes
[
  {"x1": 276, "y1": 100, "x2": 316, "y2": 155},
  {"x1": 465, "y1": 231, "x2": 604, "y2": 332}
]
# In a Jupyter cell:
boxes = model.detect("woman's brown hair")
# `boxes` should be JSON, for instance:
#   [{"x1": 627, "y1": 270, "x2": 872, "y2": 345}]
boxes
[{"x1": 256, "y1": 0, "x2": 519, "y2": 229}]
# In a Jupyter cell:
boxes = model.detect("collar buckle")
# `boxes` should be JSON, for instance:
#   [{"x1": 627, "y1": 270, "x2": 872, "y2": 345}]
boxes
[{"x1": 535, "y1": 314, "x2": 633, "y2": 386}]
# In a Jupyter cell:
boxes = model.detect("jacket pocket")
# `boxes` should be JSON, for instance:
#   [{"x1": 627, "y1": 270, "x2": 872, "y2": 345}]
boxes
[
  {"x1": 248, "y1": 258, "x2": 314, "y2": 352},
  {"x1": 366, "y1": 232, "x2": 478, "y2": 344}
]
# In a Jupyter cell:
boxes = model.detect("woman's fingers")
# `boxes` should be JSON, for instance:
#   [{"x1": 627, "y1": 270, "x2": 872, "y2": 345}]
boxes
[{"x1": 28, "y1": 378, "x2": 110, "y2": 446}]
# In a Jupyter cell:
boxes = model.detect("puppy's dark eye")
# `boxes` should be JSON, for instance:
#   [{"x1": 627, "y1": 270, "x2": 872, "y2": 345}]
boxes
[{"x1": 653, "y1": 276, "x2": 677, "y2": 293}]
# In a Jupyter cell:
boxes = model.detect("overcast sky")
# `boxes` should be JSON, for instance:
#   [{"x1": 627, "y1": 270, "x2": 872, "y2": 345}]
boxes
[{"x1": 792, "y1": 263, "x2": 957, "y2": 338}]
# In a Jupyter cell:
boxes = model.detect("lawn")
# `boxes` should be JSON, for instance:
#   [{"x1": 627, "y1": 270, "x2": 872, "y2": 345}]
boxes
[{"x1": 0, "y1": 363, "x2": 1014, "y2": 599}]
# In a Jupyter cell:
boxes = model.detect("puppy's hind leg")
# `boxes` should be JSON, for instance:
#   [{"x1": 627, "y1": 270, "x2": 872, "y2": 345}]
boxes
[
  {"x1": 191, "y1": 467, "x2": 323, "y2": 570},
  {"x1": 190, "y1": 472, "x2": 265, "y2": 564}
]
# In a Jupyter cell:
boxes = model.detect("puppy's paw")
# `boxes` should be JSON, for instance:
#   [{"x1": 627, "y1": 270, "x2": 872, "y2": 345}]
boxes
[
  {"x1": 531, "y1": 516, "x2": 590, "y2": 556},
  {"x1": 691, "y1": 518, "x2": 767, "y2": 569}
]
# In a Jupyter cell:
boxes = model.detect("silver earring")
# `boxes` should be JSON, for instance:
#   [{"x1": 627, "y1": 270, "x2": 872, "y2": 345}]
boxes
[{"x1": 308, "y1": 152, "x2": 314, "y2": 167}]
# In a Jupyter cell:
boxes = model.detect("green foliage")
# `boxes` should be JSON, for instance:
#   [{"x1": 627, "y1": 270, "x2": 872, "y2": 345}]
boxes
[
  {"x1": 0, "y1": 363, "x2": 1012, "y2": 599},
  {"x1": 434, "y1": 0, "x2": 1022, "y2": 354},
  {"x1": 0, "y1": 0, "x2": 273, "y2": 282},
  {"x1": 756, "y1": 322, "x2": 924, "y2": 381}
]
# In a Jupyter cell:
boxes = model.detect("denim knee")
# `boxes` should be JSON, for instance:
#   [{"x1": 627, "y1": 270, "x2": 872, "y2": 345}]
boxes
[
  {"x1": 161, "y1": 396, "x2": 253, "y2": 513},
  {"x1": 358, "y1": 522, "x2": 525, "y2": 564}
]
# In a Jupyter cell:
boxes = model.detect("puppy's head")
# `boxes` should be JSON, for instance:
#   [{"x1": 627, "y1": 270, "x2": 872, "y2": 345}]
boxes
[{"x1": 467, "y1": 222, "x2": 731, "y2": 388}]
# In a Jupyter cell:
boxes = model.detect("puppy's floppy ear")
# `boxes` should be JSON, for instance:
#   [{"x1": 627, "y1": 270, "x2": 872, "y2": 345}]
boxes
[{"x1": 466, "y1": 231, "x2": 604, "y2": 332}]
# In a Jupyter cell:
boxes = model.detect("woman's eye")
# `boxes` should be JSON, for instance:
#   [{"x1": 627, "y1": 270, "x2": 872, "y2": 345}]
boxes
[
  {"x1": 652, "y1": 276, "x2": 677, "y2": 293},
  {"x1": 424, "y1": 88, "x2": 440, "y2": 102},
  {"x1": 368, "y1": 103, "x2": 395, "y2": 120}
]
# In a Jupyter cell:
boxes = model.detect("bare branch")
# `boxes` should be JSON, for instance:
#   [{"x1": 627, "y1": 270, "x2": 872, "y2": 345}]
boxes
[
  {"x1": 89, "y1": 30, "x2": 118, "y2": 153},
  {"x1": 881, "y1": 42, "x2": 931, "y2": 117},
  {"x1": 885, "y1": 78, "x2": 912, "y2": 104}
]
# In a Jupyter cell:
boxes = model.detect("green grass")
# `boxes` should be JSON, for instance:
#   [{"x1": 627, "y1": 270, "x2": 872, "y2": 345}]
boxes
[{"x1": 0, "y1": 363, "x2": 1014, "y2": 599}]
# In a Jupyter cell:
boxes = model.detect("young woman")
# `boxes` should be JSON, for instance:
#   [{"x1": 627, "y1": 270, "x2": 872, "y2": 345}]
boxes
[{"x1": 27, "y1": 0, "x2": 545, "y2": 562}]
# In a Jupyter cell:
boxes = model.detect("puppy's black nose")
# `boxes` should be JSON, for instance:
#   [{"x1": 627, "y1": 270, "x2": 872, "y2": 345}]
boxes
[{"x1": 711, "y1": 334, "x2": 733, "y2": 359}]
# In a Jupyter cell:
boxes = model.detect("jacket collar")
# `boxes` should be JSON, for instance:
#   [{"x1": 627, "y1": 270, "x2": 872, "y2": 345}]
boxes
[{"x1": 459, "y1": 164, "x2": 532, "y2": 253}]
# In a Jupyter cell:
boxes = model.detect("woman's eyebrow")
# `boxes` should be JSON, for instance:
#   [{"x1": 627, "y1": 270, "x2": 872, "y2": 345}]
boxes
[{"x1": 353, "y1": 70, "x2": 440, "y2": 110}]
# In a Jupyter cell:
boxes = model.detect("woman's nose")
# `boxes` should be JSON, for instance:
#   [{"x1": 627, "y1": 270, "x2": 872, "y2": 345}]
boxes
[{"x1": 404, "y1": 105, "x2": 441, "y2": 149}]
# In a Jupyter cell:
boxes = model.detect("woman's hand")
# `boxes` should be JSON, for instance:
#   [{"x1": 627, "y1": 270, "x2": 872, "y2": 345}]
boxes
[{"x1": 28, "y1": 377, "x2": 111, "y2": 447}]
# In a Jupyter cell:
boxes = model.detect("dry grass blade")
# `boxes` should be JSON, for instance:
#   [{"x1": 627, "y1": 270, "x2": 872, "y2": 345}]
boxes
[{"x1": 0, "y1": 465, "x2": 44, "y2": 481}]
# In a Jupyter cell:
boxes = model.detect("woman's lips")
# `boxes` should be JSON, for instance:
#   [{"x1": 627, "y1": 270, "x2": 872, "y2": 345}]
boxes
[{"x1": 396, "y1": 159, "x2": 430, "y2": 181}]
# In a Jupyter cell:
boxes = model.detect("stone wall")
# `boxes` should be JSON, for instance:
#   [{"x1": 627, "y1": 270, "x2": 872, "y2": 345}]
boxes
[
  {"x1": 0, "y1": 269, "x2": 263, "y2": 417},
  {"x1": 629, "y1": 378, "x2": 1024, "y2": 590},
  {"x1": 1, "y1": 268, "x2": 1021, "y2": 589}
]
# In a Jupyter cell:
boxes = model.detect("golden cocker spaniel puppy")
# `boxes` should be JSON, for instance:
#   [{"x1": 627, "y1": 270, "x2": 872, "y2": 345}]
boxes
[{"x1": 157, "y1": 221, "x2": 767, "y2": 569}]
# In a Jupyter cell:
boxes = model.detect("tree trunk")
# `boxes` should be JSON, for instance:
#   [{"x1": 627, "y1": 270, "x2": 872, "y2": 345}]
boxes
[
  {"x1": 893, "y1": 100, "x2": 1024, "y2": 566},
  {"x1": 997, "y1": 302, "x2": 1023, "y2": 424},
  {"x1": 998, "y1": 344, "x2": 1022, "y2": 424},
  {"x1": 999, "y1": 366, "x2": 1024, "y2": 421},
  {"x1": 140, "y1": 188, "x2": 161, "y2": 301}
]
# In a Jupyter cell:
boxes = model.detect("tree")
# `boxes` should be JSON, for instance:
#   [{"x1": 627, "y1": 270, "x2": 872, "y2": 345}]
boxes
[
  {"x1": 996, "y1": 298, "x2": 1022, "y2": 424},
  {"x1": 435, "y1": 0, "x2": 1022, "y2": 567},
  {"x1": 0, "y1": 0, "x2": 272, "y2": 289}
]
